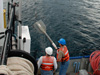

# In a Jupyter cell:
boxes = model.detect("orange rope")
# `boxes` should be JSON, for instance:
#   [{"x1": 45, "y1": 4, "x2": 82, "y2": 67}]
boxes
[{"x1": 90, "y1": 50, "x2": 100, "y2": 75}]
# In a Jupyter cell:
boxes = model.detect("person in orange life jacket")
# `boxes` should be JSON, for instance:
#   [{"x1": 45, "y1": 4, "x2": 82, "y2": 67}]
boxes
[
  {"x1": 57, "y1": 38, "x2": 70, "y2": 75},
  {"x1": 37, "y1": 47, "x2": 57, "y2": 75}
]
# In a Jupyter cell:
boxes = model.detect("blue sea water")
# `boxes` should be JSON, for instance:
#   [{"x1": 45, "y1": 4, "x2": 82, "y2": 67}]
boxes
[{"x1": 4, "y1": 0, "x2": 100, "y2": 57}]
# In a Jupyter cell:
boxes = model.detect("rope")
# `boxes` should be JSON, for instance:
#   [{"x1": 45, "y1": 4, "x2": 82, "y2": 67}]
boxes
[
  {"x1": 0, "y1": 35, "x2": 5, "y2": 39},
  {"x1": 0, "y1": 32, "x2": 4, "y2": 34},
  {"x1": 0, "y1": 32, "x2": 5, "y2": 40},
  {"x1": 0, "y1": 57, "x2": 34, "y2": 75},
  {"x1": 0, "y1": 65, "x2": 13, "y2": 75},
  {"x1": 90, "y1": 50, "x2": 100, "y2": 75}
]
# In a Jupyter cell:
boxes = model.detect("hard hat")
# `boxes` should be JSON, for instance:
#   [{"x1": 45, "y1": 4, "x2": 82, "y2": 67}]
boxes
[
  {"x1": 45, "y1": 47, "x2": 53, "y2": 55},
  {"x1": 58, "y1": 38, "x2": 66, "y2": 45}
]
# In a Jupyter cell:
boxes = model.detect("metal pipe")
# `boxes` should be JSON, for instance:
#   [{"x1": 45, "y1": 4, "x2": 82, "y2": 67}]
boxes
[
  {"x1": 12, "y1": 5, "x2": 15, "y2": 34},
  {"x1": 44, "y1": 32, "x2": 57, "y2": 49},
  {"x1": 8, "y1": 1, "x2": 14, "y2": 23},
  {"x1": 18, "y1": 0, "x2": 22, "y2": 50},
  {"x1": 11, "y1": 0, "x2": 13, "y2": 2},
  {"x1": 8, "y1": 2, "x2": 10, "y2": 22},
  {"x1": 0, "y1": 7, "x2": 15, "y2": 65}
]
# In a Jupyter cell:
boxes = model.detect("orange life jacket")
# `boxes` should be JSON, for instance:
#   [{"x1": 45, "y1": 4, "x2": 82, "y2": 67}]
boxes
[
  {"x1": 57, "y1": 46, "x2": 69, "y2": 62},
  {"x1": 41, "y1": 56, "x2": 54, "y2": 71}
]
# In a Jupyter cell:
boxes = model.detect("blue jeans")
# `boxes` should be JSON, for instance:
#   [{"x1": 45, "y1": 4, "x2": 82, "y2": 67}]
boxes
[
  {"x1": 41, "y1": 69, "x2": 53, "y2": 75},
  {"x1": 59, "y1": 60, "x2": 70, "y2": 75}
]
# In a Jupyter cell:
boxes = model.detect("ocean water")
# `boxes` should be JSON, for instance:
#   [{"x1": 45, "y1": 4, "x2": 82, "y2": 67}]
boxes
[{"x1": 3, "y1": 0, "x2": 100, "y2": 57}]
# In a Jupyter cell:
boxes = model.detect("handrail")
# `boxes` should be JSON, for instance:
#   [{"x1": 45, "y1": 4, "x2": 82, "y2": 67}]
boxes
[{"x1": 30, "y1": 49, "x2": 97, "y2": 59}]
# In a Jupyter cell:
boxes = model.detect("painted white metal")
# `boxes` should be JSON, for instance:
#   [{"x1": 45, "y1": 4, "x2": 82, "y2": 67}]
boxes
[
  {"x1": 18, "y1": 0, "x2": 22, "y2": 50},
  {"x1": 0, "y1": 0, "x2": 4, "y2": 29},
  {"x1": 0, "y1": 0, "x2": 5, "y2": 46},
  {"x1": 17, "y1": 26, "x2": 31, "y2": 53}
]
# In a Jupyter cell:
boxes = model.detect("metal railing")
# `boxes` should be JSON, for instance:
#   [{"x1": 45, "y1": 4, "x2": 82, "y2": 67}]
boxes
[{"x1": 30, "y1": 48, "x2": 98, "y2": 59}]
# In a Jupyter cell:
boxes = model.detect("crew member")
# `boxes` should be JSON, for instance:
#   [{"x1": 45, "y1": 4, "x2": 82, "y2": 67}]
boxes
[
  {"x1": 38, "y1": 47, "x2": 57, "y2": 75},
  {"x1": 57, "y1": 38, "x2": 70, "y2": 75}
]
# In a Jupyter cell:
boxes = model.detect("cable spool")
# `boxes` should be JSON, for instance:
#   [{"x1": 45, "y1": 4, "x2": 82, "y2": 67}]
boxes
[
  {"x1": 8, "y1": 50, "x2": 38, "y2": 75},
  {"x1": 90, "y1": 50, "x2": 100, "y2": 75}
]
